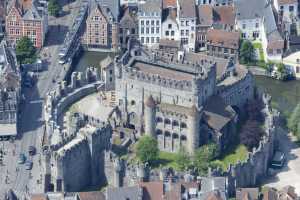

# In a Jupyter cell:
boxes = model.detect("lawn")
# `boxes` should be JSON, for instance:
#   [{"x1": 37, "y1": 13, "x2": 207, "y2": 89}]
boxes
[
  {"x1": 152, "y1": 151, "x2": 179, "y2": 170},
  {"x1": 253, "y1": 42, "x2": 265, "y2": 62},
  {"x1": 212, "y1": 144, "x2": 249, "y2": 171}
]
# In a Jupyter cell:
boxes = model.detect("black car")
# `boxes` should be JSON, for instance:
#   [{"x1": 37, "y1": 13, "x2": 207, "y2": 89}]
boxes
[{"x1": 28, "y1": 146, "x2": 36, "y2": 156}]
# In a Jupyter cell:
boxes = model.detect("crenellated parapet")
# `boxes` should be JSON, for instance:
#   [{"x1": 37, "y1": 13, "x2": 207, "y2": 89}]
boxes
[
  {"x1": 211, "y1": 93, "x2": 279, "y2": 196},
  {"x1": 44, "y1": 67, "x2": 105, "y2": 147}
]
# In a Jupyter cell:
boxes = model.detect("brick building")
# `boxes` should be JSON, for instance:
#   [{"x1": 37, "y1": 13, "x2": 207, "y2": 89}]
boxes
[
  {"x1": 6, "y1": 0, "x2": 48, "y2": 48},
  {"x1": 84, "y1": 1, "x2": 119, "y2": 51}
]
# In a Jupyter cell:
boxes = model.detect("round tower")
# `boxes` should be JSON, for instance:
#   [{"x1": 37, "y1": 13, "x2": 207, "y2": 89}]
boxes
[
  {"x1": 187, "y1": 105, "x2": 202, "y2": 154},
  {"x1": 144, "y1": 95, "x2": 156, "y2": 137}
]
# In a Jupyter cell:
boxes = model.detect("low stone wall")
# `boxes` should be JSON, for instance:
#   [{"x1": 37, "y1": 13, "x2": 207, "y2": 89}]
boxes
[{"x1": 212, "y1": 93, "x2": 279, "y2": 196}]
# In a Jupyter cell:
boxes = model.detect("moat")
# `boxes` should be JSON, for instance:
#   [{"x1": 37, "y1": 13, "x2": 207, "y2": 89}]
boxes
[{"x1": 75, "y1": 52, "x2": 300, "y2": 116}]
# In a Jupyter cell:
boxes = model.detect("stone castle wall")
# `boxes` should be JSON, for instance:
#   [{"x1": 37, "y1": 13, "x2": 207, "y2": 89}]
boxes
[
  {"x1": 43, "y1": 68, "x2": 113, "y2": 192},
  {"x1": 212, "y1": 93, "x2": 279, "y2": 196}
]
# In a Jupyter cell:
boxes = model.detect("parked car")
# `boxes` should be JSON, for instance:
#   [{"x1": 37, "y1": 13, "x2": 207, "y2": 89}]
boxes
[
  {"x1": 270, "y1": 151, "x2": 286, "y2": 169},
  {"x1": 18, "y1": 153, "x2": 26, "y2": 164},
  {"x1": 25, "y1": 160, "x2": 33, "y2": 170},
  {"x1": 28, "y1": 146, "x2": 36, "y2": 156}
]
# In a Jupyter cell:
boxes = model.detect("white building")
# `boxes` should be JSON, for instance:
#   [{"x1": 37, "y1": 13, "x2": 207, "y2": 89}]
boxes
[
  {"x1": 283, "y1": 51, "x2": 300, "y2": 79},
  {"x1": 161, "y1": 8, "x2": 179, "y2": 41},
  {"x1": 177, "y1": 0, "x2": 196, "y2": 51},
  {"x1": 138, "y1": 0, "x2": 162, "y2": 47},
  {"x1": 235, "y1": 0, "x2": 284, "y2": 62},
  {"x1": 274, "y1": 0, "x2": 298, "y2": 23}
]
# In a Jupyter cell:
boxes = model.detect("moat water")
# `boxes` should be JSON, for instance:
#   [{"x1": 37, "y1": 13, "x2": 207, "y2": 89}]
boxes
[{"x1": 74, "y1": 52, "x2": 300, "y2": 116}]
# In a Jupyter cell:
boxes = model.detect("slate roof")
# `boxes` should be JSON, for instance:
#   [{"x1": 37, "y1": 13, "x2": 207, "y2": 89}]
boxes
[
  {"x1": 178, "y1": 0, "x2": 196, "y2": 18},
  {"x1": 96, "y1": 0, "x2": 120, "y2": 21},
  {"x1": 138, "y1": 0, "x2": 162, "y2": 16},
  {"x1": 203, "y1": 95, "x2": 236, "y2": 131},
  {"x1": 197, "y1": 5, "x2": 213, "y2": 26},
  {"x1": 107, "y1": 186, "x2": 143, "y2": 200}
]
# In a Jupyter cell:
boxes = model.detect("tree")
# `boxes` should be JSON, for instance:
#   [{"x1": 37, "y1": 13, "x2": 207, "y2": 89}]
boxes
[
  {"x1": 175, "y1": 148, "x2": 190, "y2": 171},
  {"x1": 239, "y1": 40, "x2": 255, "y2": 65},
  {"x1": 246, "y1": 99, "x2": 264, "y2": 122},
  {"x1": 48, "y1": 0, "x2": 60, "y2": 17},
  {"x1": 288, "y1": 103, "x2": 300, "y2": 140},
  {"x1": 240, "y1": 120, "x2": 264, "y2": 151},
  {"x1": 16, "y1": 36, "x2": 36, "y2": 64},
  {"x1": 135, "y1": 135, "x2": 159, "y2": 164},
  {"x1": 194, "y1": 143, "x2": 218, "y2": 175}
]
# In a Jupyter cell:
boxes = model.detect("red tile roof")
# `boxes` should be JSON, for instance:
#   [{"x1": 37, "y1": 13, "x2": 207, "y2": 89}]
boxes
[
  {"x1": 140, "y1": 181, "x2": 164, "y2": 200},
  {"x1": 207, "y1": 29, "x2": 240, "y2": 49}
]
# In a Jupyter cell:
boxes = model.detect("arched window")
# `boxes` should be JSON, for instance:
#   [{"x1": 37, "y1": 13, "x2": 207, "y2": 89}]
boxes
[
  {"x1": 156, "y1": 129, "x2": 162, "y2": 135},
  {"x1": 172, "y1": 120, "x2": 179, "y2": 126},
  {"x1": 180, "y1": 122, "x2": 187, "y2": 128},
  {"x1": 156, "y1": 117, "x2": 163, "y2": 123},
  {"x1": 172, "y1": 133, "x2": 179, "y2": 139},
  {"x1": 180, "y1": 135, "x2": 187, "y2": 141},
  {"x1": 164, "y1": 118, "x2": 171, "y2": 125},
  {"x1": 165, "y1": 131, "x2": 171, "y2": 137}
]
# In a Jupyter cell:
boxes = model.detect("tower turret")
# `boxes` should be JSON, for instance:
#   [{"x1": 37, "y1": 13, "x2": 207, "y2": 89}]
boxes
[
  {"x1": 144, "y1": 95, "x2": 156, "y2": 137},
  {"x1": 187, "y1": 105, "x2": 202, "y2": 154}
]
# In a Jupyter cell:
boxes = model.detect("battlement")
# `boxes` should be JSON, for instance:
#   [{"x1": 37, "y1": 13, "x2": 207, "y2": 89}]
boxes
[
  {"x1": 211, "y1": 93, "x2": 279, "y2": 194},
  {"x1": 44, "y1": 67, "x2": 107, "y2": 149}
]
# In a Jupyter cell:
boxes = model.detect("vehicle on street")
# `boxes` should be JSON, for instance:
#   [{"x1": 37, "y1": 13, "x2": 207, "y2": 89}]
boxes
[
  {"x1": 18, "y1": 153, "x2": 26, "y2": 164},
  {"x1": 270, "y1": 151, "x2": 286, "y2": 169},
  {"x1": 28, "y1": 146, "x2": 36, "y2": 156},
  {"x1": 25, "y1": 160, "x2": 33, "y2": 170}
]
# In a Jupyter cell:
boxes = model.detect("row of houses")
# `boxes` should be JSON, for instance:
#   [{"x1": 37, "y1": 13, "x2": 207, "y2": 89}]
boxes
[{"x1": 83, "y1": 0, "x2": 300, "y2": 62}]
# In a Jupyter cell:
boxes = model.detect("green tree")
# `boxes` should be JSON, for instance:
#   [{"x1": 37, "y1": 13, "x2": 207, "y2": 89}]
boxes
[
  {"x1": 288, "y1": 103, "x2": 300, "y2": 140},
  {"x1": 194, "y1": 143, "x2": 218, "y2": 175},
  {"x1": 48, "y1": 0, "x2": 60, "y2": 17},
  {"x1": 16, "y1": 36, "x2": 36, "y2": 64},
  {"x1": 239, "y1": 40, "x2": 255, "y2": 65},
  {"x1": 175, "y1": 148, "x2": 190, "y2": 171},
  {"x1": 135, "y1": 135, "x2": 159, "y2": 164}
]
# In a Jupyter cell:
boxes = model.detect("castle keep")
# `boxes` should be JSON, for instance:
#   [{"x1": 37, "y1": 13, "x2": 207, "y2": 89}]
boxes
[{"x1": 112, "y1": 41, "x2": 254, "y2": 153}]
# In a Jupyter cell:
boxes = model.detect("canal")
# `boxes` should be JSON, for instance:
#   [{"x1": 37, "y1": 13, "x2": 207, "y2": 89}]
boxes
[{"x1": 74, "y1": 52, "x2": 300, "y2": 117}]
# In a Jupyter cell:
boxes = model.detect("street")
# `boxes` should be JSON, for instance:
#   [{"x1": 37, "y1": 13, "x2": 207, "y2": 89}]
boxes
[
  {"x1": 264, "y1": 127, "x2": 300, "y2": 195},
  {"x1": 0, "y1": 0, "x2": 82, "y2": 198}
]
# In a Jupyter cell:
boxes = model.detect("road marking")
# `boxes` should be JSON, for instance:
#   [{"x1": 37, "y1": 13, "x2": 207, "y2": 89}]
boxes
[{"x1": 29, "y1": 100, "x2": 44, "y2": 104}]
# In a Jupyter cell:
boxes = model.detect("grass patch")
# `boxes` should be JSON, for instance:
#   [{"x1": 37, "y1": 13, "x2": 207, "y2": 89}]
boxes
[
  {"x1": 152, "y1": 151, "x2": 179, "y2": 170},
  {"x1": 253, "y1": 42, "x2": 264, "y2": 61},
  {"x1": 212, "y1": 145, "x2": 249, "y2": 171}
]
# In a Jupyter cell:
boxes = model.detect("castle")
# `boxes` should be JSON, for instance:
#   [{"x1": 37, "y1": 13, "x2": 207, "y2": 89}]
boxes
[
  {"x1": 43, "y1": 40, "x2": 255, "y2": 192},
  {"x1": 109, "y1": 41, "x2": 254, "y2": 154}
]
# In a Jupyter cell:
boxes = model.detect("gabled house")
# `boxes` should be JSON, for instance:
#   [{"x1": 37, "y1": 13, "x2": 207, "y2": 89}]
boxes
[
  {"x1": 235, "y1": 0, "x2": 284, "y2": 62},
  {"x1": 6, "y1": 0, "x2": 48, "y2": 48},
  {"x1": 84, "y1": 0, "x2": 119, "y2": 51},
  {"x1": 177, "y1": 0, "x2": 197, "y2": 51}
]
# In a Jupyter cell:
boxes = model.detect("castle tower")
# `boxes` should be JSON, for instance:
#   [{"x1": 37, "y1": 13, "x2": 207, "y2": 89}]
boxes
[
  {"x1": 187, "y1": 105, "x2": 202, "y2": 154},
  {"x1": 144, "y1": 95, "x2": 156, "y2": 137}
]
